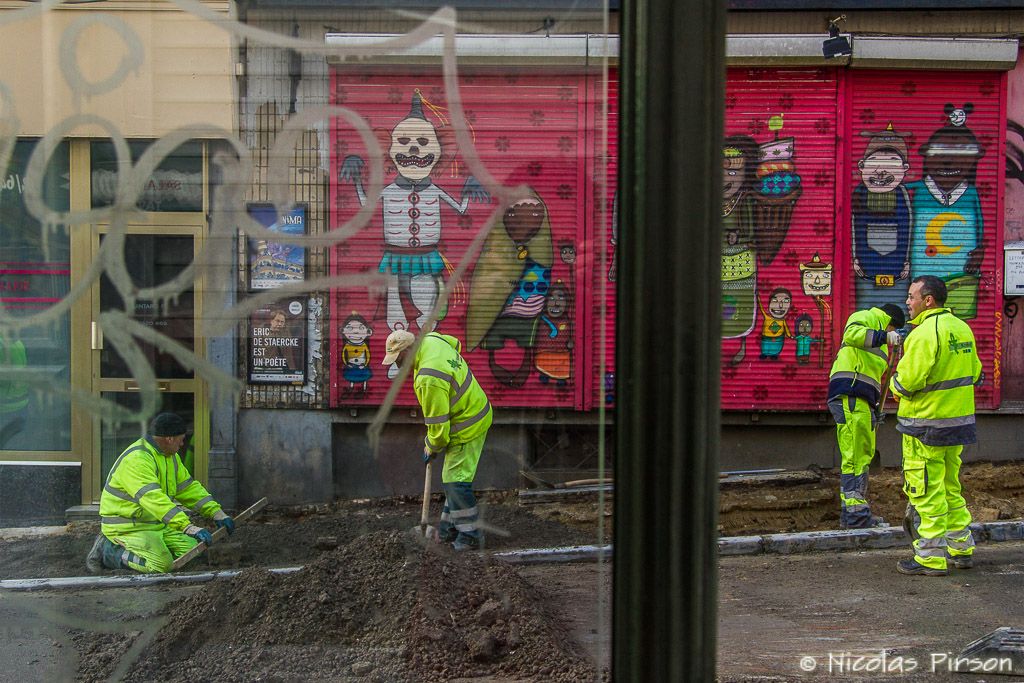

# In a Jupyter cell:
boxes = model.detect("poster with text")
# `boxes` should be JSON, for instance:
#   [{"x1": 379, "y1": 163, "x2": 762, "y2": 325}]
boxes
[
  {"x1": 246, "y1": 203, "x2": 307, "y2": 290},
  {"x1": 248, "y1": 298, "x2": 307, "y2": 384}
]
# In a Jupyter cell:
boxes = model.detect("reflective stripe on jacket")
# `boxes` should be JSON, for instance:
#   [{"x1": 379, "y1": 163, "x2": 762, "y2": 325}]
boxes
[
  {"x1": 890, "y1": 308, "x2": 982, "y2": 446},
  {"x1": 100, "y1": 437, "x2": 222, "y2": 537},
  {"x1": 827, "y1": 307, "x2": 895, "y2": 404},
  {"x1": 414, "y1": 333, "x2": 492, "y2": 453}
]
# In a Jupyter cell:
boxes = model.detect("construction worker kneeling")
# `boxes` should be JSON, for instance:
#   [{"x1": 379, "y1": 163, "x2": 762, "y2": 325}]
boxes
[{"x1": 85, "y1": 412, "x2": 235, "y2": 574}]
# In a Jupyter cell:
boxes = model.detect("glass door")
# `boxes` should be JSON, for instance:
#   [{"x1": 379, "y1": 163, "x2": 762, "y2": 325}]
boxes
[{"x1": 90, "y1": 225, "x2": 206, "y2": 499}]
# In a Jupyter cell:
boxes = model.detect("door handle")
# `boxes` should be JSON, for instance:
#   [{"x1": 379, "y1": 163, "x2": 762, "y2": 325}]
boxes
[
  {"x1": 91, "y1": 322, "x2": 103, "y2": 350},
  {"x1": 123, "y1": 381, "x2": 171, "y2": 392}
]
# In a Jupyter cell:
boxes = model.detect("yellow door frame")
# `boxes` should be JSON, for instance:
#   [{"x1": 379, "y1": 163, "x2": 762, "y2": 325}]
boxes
[{"x1": 69, "y1": 140, "x2": 211, "y2": 504}]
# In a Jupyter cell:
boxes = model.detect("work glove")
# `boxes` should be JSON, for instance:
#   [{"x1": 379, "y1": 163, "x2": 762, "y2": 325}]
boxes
[
  {"x1": 422, "y1": 447, "x2": 437, "y2": 465},
  {"x1": 214, "y1": 515, "x2": 235, "y2": 535},
  {"x1": 886, "y1": 330, "x2": 903, "y2": 347},
  {"x1": 185, "y1": 525, "x2": 214, "y2": 546}
]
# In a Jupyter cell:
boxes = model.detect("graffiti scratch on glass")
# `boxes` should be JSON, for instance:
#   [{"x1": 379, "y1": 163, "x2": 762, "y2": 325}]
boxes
[{"x1": 0, "y1": 4, "x2": 531, "y2": 451}]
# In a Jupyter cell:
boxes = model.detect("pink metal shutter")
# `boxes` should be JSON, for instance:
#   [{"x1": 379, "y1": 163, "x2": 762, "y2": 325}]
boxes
[
  {"x1": 329, "y1": 69, "x2": 588, "y2": 409},
  {"x1": 586, "y1": 69, "x2": 618, "y2": 411},
  {"x1": 720, "y1": 67, "x2": 840, "y2": 410},
  {"x1": 847, "y1": 70, "x2": 1004, "y2": 410}
]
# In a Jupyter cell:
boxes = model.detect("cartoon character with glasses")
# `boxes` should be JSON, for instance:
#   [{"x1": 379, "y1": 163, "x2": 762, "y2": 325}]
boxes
[{"x1": 466, "y1": 190, "x2": 554, "y2": 387}]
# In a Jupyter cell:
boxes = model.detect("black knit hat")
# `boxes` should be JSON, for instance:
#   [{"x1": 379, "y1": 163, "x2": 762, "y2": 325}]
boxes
[
  {"x1": 151, "y1": 412, "x2": 187, "y2": 437},
  {"x1": 880, "y1": 303, "x2": 906, "y2": 330}
]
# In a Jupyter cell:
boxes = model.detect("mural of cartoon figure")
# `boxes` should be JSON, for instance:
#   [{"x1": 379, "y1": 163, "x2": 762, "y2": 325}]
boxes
[
  {"x1": 339, "y1": 90, "x2": 489, "y2": 377},
  {"x1": 721, "y1": 118, "x2": 802, "y2": 366},
  {"x1": 906, "y1": 103, "x2": 986, "y2": 320},
  {"x1": 535, "y1": 281, "x2": 573, "y2": 386},
  {"x1": 793, "y1": 313, "x2": 820, "y2": 365},
  {"x1": 800, "y1": 252, "x2": 833, "y2": 368},
  {"x1": 339, "y1": 312, "x2": 373, "y2": 396},
  {"x1": 752, "y1": 115, "x2": 802, "y2": 266},
  {"x1": 467, "y1": 190, "x2": 553, "y2": 388},
  {"x1": 852, "y1": 124, "x2": 913, "y2": 311},
  {"x1": 758, "y1": 287, "x2": 793, "y2": 360},
  {"x1": 721, "y1": 135, "x2": 759, "y2": 365}
]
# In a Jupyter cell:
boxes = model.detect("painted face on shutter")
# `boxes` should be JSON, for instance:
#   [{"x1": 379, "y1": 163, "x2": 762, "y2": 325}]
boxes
[
  {"x1": 390, "y1": 117, "x2": 441, "y2": 182},
  {"x1": 504, "y1": 198, "x2": 544, "y2": 244},
  {"x1": 858, "y1": 150, "x2": 909, "y2": 193},
  {"x1": 921, "y1": 129, "x2": 983, "y2": 193}
]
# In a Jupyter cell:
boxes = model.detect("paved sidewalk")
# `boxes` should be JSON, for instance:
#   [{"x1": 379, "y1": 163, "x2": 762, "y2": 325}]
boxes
[{"x1": 719, "y1": 540, "x2": 1024, "y2": 681}]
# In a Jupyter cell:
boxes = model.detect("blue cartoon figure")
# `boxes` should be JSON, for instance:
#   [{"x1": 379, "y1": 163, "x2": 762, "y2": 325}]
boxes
[
  {"x1": 906, "y1": 103, "x2": 986, "y2": 320},
  {"x1": 793, "y1": 313, "x2": 821, "y2": 365}
]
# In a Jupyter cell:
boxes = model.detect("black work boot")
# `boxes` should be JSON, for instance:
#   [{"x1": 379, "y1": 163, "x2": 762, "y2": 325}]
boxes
[
  {"x1": 85, "y1": 534, "x2": 106, "y2": 574},
  {"x1": 948, "y1": 554, "x2": 974, "y2": 569},
  {"x1": 896, "y1": 558, "x2": 947, "y2": 576}
]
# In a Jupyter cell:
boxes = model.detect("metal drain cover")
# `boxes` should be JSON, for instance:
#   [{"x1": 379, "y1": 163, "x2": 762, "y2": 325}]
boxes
[{"x1": 957, "y1": 627, "x2": 1024, "y2": 676}]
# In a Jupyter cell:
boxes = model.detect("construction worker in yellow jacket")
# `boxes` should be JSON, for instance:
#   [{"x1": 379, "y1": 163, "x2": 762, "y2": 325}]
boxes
[
  {"x1": 85, "y1": 412, "x2": 234, "y2": 574},
  {"x1": 383, "y1": 329, "x2": 492, "y2": 550},
  {"x1": 827, "y1": 302, "x2": 905, "y2": 529},
  {"x1": 890, "y1": 275, "x2": 983, "y2": 576}
]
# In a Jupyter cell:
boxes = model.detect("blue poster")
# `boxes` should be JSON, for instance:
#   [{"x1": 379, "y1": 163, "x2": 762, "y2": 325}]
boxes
[{"x1": 247, "y1": 203, "x2": 306, "y2": 290}]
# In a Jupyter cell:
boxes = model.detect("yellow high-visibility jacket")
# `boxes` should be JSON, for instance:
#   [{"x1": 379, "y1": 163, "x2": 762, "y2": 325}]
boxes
[
  {"x1": 890, "y1": 307, "x2": 983, "y2": 446},
  {"x1": 827, "y1": 306, "x2": 897, "y2": 405},
  {"x1": 100, "y1": 437, "x2": 222, "y2": 537},
  {"x1": 413, "y1": 333, "x2": 492, "y2": 454}
]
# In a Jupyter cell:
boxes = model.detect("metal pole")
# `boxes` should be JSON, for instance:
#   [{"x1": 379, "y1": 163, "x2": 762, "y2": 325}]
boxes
[{"x1": 614, "y1": 0, "x2": 725, "y2": 679}]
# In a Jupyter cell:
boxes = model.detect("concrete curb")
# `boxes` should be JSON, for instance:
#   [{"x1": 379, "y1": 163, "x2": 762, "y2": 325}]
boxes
[
  {"x1": 493, "y1": 544, "x2": 612, "y2": 564},
  {"x1": 0, "y1": 566, "x2": 303, "y2": 592},
  {"x1": 3, "y1": 522, "x2": 1020, "y2": 590},
  {"x1": 0, "y1": 525, "x2": 68, "y2": 541},
  {"x1": 736, "y1": 520, "x2": 1024, "y2": 556}
]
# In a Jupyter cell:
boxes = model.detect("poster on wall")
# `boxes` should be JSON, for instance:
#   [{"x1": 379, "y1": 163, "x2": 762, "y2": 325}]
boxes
[
  {"x1": 248, "y1": 298, "x2": 308, "y2": 385},
  {"x1": 246, "y1": 203, "x2": 307, "y2": 291}
]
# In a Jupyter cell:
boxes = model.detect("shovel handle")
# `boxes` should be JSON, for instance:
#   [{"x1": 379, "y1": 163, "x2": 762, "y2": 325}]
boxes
[{"x1": 420, "y1": 460, "x2": 432, "y2": 528}]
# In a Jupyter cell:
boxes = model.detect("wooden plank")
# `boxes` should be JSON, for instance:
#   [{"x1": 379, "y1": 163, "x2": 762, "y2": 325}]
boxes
[{"x1": 170, "y1": 497, "x2": 269, "y2": 572}]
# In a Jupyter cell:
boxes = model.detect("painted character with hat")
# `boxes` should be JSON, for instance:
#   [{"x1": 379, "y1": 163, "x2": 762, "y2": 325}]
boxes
[
  {"x1": 339, "y1": 90, "x2": 490, "y2": 378},
  {"x1": 382, "y1": 329, "x2": 492, "y2": 551},
  {"x1": 906, "y1": 104, "x2": 986, "y2": 320},
  {"x1": 86, "y1": 412, "x2": 234, "y2": 574},
  {"x1": 852, "y1": 123, "x2": 913, "y2": 311}
]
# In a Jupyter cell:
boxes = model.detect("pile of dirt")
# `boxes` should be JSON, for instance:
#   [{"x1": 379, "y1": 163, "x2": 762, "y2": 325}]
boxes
[
  {"x1": 717, "y1": 462, "x2": 1024, "y2": 535},
  {"x1": 70, "y1": 629, "x2": 138, "y2": 683},
  {"x1": 119, "y1": 530, "x2": 603, "y2": 683}
]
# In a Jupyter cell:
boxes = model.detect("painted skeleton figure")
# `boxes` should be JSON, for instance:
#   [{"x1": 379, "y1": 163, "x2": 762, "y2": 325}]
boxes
[{"x1": 339, "y1": 91, "x2": 488, "y2": 377}]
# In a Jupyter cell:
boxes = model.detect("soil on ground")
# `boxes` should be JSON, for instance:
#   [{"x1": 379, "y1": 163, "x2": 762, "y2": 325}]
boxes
[
  {"x1": 4, "y1": 461, "x2": 1022, "y2": 683},
  {"x1": 78, "y1": 531, "x2": 602, "y2": 683},
  {"x1": 2, "y1": 462, "x2": 1023, "y2": 581}
]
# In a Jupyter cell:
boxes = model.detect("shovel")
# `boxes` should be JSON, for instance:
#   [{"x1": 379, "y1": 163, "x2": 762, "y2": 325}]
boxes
[
  {"x1": 411, "y1": 460, "x2": 438, "y2": 542},
  {"x1": 170, "y1": 496, "x2": 268, "y2": 571}
]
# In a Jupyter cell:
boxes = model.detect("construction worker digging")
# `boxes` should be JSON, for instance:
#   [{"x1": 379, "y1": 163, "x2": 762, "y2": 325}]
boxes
[
  {"x1": 827, "y1": 302, "x2": 905, "y2": 529},
  {"x1": 890, "y1": 275, "x2": 983, "y2": 576},
  {"x1": 85, "y1": 412, "x2": 235, "y2": 574},
  {"x1": 383, "y1": 329, "x2": 492, "y2": 551}
]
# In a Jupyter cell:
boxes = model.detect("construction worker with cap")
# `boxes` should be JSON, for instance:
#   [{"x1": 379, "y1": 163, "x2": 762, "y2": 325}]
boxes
[
  {"x1": 827, "y1": 302, "x2": 906, "y2": 529},
  {"x1": 85, "y1": 412, "x2": 235, "y2": 574},
  {"x1": 383, "y1": 329, "x2": 492, "y2": 550},
  {"x1": 891, "y1": 275, "x2": 982, "y2": 576}
]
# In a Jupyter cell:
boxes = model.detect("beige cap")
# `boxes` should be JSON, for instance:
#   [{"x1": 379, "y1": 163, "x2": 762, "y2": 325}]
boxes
[{"x1": 381, "y1": 329, "x2": 415, "y2": 365}]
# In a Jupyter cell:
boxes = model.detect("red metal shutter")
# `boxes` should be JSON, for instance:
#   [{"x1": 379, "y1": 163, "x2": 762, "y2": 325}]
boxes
[
  {"x1": 720, "y1": 67, "x2": 840, "y2": 410},
  {"x1": 847, "y1": 70, "x2": 1004, "y2": 409},
  {"x1": 329, "y1": 69, "x2": 588, "y2": 409}
]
